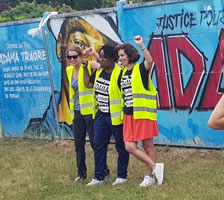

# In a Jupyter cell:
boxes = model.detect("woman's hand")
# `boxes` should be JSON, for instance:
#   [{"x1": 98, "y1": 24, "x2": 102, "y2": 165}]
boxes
[
  {"x1": 134, "y1": 35, "x2": 145, "y2": 50},
  {"x1": 82, "y1": 56, "x2": 100, "y2": 71},
  {"x1": 85, "y1": 47, "x2": 95, "y2": 55},
  {"x1": 134, "y1": 35, "x2": 153, "y2": 70},
  {"x1": 82, "y1": 59, "x2": 88, "y2": 68},
  {"x1": 84, "y1": 47, "x2": 100, "y2": 62},
  {"x1": 134, "y1": 35, "x2": 143, "y2": 45}
]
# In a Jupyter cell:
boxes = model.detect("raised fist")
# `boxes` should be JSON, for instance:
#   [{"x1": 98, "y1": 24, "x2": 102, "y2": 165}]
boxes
[
  {"x1": 85, "y1": 47, "x2": 94, "y2": 55},
  {"x1": 82, "y1": 59, "x2": 88, "y2": 68},
  {"x1": 134, "y1": 35, "x2": 143, "y2": 44}
]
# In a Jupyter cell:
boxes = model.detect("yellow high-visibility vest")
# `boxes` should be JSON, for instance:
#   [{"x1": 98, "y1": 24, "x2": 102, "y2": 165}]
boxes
[
  {"x1": 122, "y1": 63, "x2": 157, "y2": 120},
  {"x1": 93, "y1": 64, "x2": 123, "y2": 125},
  {"x1": 66, "y1": 62, "x2": 93, "y2": 120}
]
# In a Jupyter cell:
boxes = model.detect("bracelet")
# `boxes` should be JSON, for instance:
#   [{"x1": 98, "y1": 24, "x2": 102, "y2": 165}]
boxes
[{"x1": 141, "y1": 47, "x2": 146, "y2": 51}]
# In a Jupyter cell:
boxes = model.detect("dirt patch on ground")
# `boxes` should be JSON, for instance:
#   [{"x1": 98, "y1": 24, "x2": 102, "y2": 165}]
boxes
[
  {"x1": 156, "y1": 145, "x2": 224, "y2": 162},
  {"x1": 40, "y1": 139, "x2": 224, "y2": 161},
  {"x1": 41, "y1": 139, "x2": 74, "y2": 149},
  {"x1": 54, "y1": 139, "x2": 74, "y2": 148}
]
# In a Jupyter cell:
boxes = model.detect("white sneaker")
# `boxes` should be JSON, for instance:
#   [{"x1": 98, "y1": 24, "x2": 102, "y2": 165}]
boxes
[
  {"x1": 153, "y1": 163, "x2": 164, "y2": 185},
  {"x1": 74, "y1": 175, "x2": 87, "y2": 182},
  {"x1": 112, "y1": 178, "x2": 127, "y2": 185},
  {"x1": 86, "y1": 179, "x2": 104, "y2": 186},
  {"x1": 139, "y1": 175, "x2": 155, "y2": 187}
]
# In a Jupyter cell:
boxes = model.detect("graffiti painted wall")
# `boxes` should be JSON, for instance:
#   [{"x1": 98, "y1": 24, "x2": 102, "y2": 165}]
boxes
[
  {"x1": 0, "y1": 0, "x2": 223, "y2": 147},
  {"x1": 116, "y1": 0, "x2": 224, "y2": 147}
]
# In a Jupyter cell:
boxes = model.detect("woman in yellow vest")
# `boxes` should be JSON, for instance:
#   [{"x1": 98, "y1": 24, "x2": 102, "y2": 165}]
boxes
[
  {"x1": 83, "y1": 45, "x2": 129, "y2": 186},
  {"x1": 117, "y1": 36, "x2": 164, "y2": 187},
  {"x1": 65, "y1": 46, "x2": 99, "y2": 182}
]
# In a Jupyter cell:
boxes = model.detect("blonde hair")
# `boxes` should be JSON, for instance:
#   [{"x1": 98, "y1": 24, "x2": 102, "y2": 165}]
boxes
[{"x1": 66, "y1": 46, "x2": 83, "y2": 57}]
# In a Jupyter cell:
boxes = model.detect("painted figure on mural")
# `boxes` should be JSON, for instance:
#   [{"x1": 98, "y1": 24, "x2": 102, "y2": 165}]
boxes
[{"x1": 117, "y1": 35, "x2": 164, "y2": 187}]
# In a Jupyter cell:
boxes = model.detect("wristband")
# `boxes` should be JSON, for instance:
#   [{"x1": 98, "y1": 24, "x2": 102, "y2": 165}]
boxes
[{"x1": 141, "y1": 47, "x2": 146, "y2": 51}]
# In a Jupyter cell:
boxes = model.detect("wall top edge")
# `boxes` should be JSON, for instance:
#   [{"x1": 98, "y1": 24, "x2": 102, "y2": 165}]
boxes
[
  {"x1": 52, "y1": 7, "x2": 115, "y2": 19},
  {"x1": 0, "y1": 18, "x2": 41, "y2": 27},
  {"x1": 122, "y1": 0, "x2": 194, "y2": 9}
]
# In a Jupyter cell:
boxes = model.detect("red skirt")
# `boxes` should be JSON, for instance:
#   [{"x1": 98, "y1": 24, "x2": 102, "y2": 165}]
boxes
[{"x1": 123, "y1": 114, "x2": 159, "y2": 142}]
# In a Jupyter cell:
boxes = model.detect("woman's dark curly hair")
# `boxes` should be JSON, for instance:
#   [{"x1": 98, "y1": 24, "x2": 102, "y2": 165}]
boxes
[
  {"x1": 117, "y1": 43, "x2": 140, "y2": 63},
  {"x1": 99, "y1": 45, "x2": 118, "y2": 62}
]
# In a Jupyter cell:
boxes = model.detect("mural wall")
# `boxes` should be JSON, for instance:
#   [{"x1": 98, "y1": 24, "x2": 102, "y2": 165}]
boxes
[
  {"x1": 0, "y1": 0, "x2": 223, "y2": 148},
  {"x1": 0, "y1": 20, "x2": 58, "y2": 139}
]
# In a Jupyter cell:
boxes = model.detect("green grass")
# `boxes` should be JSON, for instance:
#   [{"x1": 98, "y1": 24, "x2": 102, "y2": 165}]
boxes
[{"x1": 0, "y1": 138, "x2": 224, "y2": 200}]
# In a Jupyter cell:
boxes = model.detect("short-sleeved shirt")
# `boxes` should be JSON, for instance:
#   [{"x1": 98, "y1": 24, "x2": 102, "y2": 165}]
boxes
[
  {"x1": 120, "y1": 62, "x2": 149, "y2": 115},
  {"x1": 90, "y1": 70, "x2": 122, "y2": 114}
]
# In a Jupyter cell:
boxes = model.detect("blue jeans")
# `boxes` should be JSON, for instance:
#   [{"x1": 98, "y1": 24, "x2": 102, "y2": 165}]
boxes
[
  {"x1": 93, "y1": 111, "x2": 129, "y2": 180},
  {"x1": 73, "y1": 110, "x2": 94, "y2": 177}
]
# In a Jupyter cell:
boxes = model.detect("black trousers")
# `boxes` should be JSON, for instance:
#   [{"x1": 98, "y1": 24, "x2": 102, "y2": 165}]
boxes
[{"x1": 73, "y1": 110, "x2": 94, "y2": 177}]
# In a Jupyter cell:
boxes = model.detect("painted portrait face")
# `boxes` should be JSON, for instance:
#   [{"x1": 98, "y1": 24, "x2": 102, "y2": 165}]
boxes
[{"x1": 57, "y1": 17, "x2": 111, "y2": 65}]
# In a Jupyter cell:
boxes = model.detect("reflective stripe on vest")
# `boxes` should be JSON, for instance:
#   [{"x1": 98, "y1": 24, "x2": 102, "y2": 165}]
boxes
[
  {"x1": 133, "y1": 93, "x2": 157, "y2": 100},
  {"x1": 79, "y1": 90, "x2": 92, "y2": 96},
  {"x1": 70, "y1": 110, "x2": 74, "y2": 116},
  {"x1": 133, "y1": 107, "x2": 157, "y2": 113},
  {"x1": 69, "y1": 99, "x2": 75, "y2": 103},
  {"x1": 80, "y1": 102, "x2": 93, "y2": 109}
]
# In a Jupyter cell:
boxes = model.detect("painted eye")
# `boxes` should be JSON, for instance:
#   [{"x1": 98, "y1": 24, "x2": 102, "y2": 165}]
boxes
[{"x1": 73, "y1": 39, "x2": 89, "y2": 49}]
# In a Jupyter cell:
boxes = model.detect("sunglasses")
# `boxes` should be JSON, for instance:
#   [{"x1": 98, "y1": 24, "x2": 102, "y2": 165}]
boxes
[{"x1": 67, "y1": 55, "x2": 79, "y2": 60}]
